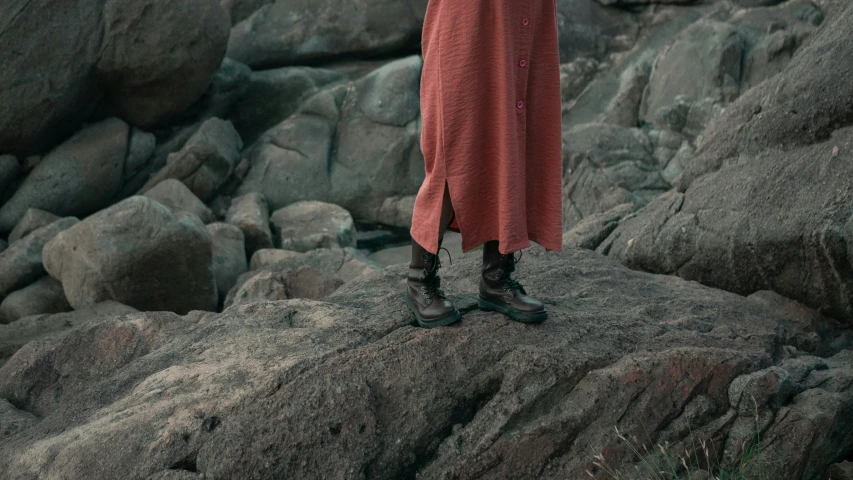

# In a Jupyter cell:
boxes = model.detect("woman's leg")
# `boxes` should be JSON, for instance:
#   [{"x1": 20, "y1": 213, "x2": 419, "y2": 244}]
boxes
[{"x1": 478, "y1": 240, "x2": 547, "y2": 323}]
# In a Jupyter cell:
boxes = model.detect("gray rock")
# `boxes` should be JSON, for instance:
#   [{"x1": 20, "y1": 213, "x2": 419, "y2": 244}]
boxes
[
  {"x1": 0, "y1": 240, "x2": 6, "y2": 255},
  {"x1": 226, "y1": 0, "x2": 427, "y2": 68},
  {"x1": 270, "y1": 201, "x2": 356, "y2": 252},
  {"x1": 640, "y1": 19, "x2": 744, "y2": 133},
  {"x1": 248, "y1": 247, "x2": 379, "y2": 282},
  {"x1": 562, "y1": 123, "x2": 669, "y2": 230},
  {"x1": 0, "y1": 217, "x2": 78, "y2": 298},
  {"x1": 96, "y1": 0, "x2": 231, "y2": 127},
  {"x1": 8, "y1": 209, "x2": 61, "y2": 244},
  {"x1": 0, "y1": 248, "x2": 847, "y2": 478},
  {"x1": 377, "y1": 195, "x2": 416, "y2": 229},
  {"x1": 236, "y1": 56, "x2": 425, "y2": 222},
  {"x1": 562, "y1": 203, "x2": 636, "y2": 250},
  {"x1": 824, "y1": 461, "x2": 853, "y2": 480},
  {"x1": 602, "y1": 126, "x2": 853, "y2": 324},
  {"x1": 0, "y1": 276, "x2": 71, "y2": 324},
  {"x1": 143, "y1": 179, "x2": 216, "y2": 224},
  {"x1": 140, "y1": 118, "x2": 243, "y2": 202},
  {"x1": 677, "y1": 0, "x2": 850, "y2": 190},
  {"x1": 0, "y1": 118, "x2": 145, "y2": 233},
  {"x1": 0, "y1": 155, "x2": 19, "y2": 200},
  {"x1": 225, "y1": 192, "x2": 274, "y2": 257},
  {"x1": 0, "y1": 301, "x2": 138, "y2": 361},
  {"x1": 207, "y1": 222, "x2": 248, "y2": 299},
  {"x1": 0, "y1": 399, "x2": 38, "y2": 442},
  {"x1": 42, "y1": 196, "x2": 217, "y2": 314},
  {"x1": 0, "y1": 0, "x2": 229, "y2": 155},
  {"x1": 230, "y1": 66, "x2": 342, "y2": 145},
  {"x1": 225, "y1": 265, "x2": 344, "y2": 307},
  {"x1": 555, "y1": 0, "x2": 639, "y2": 63}
]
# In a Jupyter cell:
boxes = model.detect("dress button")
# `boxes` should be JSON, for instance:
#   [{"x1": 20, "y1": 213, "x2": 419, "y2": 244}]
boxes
[
  {"x1": 519, "y1": 59, "x2": 527, "y2": 67},
  {"x1": 522, "y1": 17, "x2": 530, "y2": 26},
  {"x1": 516, "y1": 100, "x2": 524, "y2": 109}
]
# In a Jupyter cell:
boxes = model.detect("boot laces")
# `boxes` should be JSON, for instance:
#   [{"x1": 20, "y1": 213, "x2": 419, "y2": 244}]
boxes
[
  {"x1": 420, "y1": 247, "x2": 452, "y2": 298},
  {"x1": 497, "y1": 251, "x2": 526, "y2": 294}
]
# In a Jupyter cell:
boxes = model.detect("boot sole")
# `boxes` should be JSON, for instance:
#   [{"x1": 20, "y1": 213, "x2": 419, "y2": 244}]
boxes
[
  {"x1": 405, "y1": 293, "x2": 462, "y2": 329},
  {"x1": 477, "y1": 295, "x2": 548, "y2": 323}
]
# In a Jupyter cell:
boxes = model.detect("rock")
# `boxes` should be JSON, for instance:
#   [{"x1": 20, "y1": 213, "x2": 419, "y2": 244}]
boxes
[
  {"x1": 96, "y1": 0, "x2": 231, "y2": 127},
  {"x1": 0, "y1": 248, "x2": 847, "y2": 478},
  {"x1": 596, "y1": 55, "x2": 652, "y2": 127},
  {"x1": 601, "y1": 126, "x2": 853, "y2": 324},
  {"x1": 226, "y1": 0, "x2": 427, "y2": 68},
  {"x1": 0, "y1": 240, "x2": 6, "y2": 255},
  {"x1": 8, "y1": 209, "x2": 62, "y2": 244},
  {"x1": 824, "y1": 461, "x2": 853, "y2": 480},
  {"x1": 220, "y1": 0, "x2": 272, "y2": 25},
  {"x1": 143, "y1": 179, "x2": 216, "y2": 224},
  {"x1": 0, "y1": 277, "x2": 72, "y2": 324},
  {"x1": 377, "y1": 195, "x2": 416, "y2": 229},
  {"x1": 225, "y1": 265, "x2": 344, "y2": 307},
  {"x1": 270, "y1": 201, "x2": 356, "y2": 252},
  {"x1": 560, "y1": 58, "x2": 600, "y2": 106},
  {"x1": 676, "y1": 1, "x2": 852, "y2": 190},
  {"x1": 640, "y1": 20, "x2": 744, "y2": 134},
  {"x1": 207, "y1": 223, "x2": 248, "y2": 300},
  {"x1": 226, "y1": 247, "x2": 380, "y2": 306},
  {"x1": 0, "y1": 155, "x2": 20, "y2": 200},
  {"x1": 0, "y1": 399, "x2": 38, "y2": 442},
  {"x1": 555, "y1": 0, "x2": 639, "y2": 63},
  {"x1": 562, "y1": 203, "x2": 636, "y2": 250},
  {"x1": 0, "y1": 218, "x2": 78, "y2": 298},
  {"x1": 0, "y1": 118, "x2": 154, "y2": 233},
  {"x1": 236, "y1": 56, "x2": 425, "y2": 223},
  {"x1": 0, "y1": 301, "x2": 138, "y2": 361},
  {"x1": 140, "y1": 118, "x2": 243, "y2": 203},
  {"x1": 562, "y1": 123, "x2": 669, "y2": 230},
  {"x1": 42, "y1": 196, "x2": 217, "y2": 314},
  {"x1": 0, "y1": 0, "x2": 229, "y2": 155},
  {"x1": 229, "y1": 66, "x2": 342, "y2": 145},
  {"x1": 248, "y1": 247, "x2": 378, "y2": 281},
  {"x1": 225, "y1": 192, "x2": 274, "y2": 257}
]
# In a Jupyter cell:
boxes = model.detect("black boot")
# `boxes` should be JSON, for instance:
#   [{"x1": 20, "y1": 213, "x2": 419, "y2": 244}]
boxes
[
  {"x1": 405, "y1": 238, "x2": 461, "y2": 328},
  {"x1": 478, "y1": 240, "x2": 547, "y2": 323}
]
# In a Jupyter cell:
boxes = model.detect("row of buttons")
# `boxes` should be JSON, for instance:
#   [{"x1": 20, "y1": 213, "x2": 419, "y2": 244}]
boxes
[{"x1": 517, "y1": 17, "x2": 530, "y2": 109}]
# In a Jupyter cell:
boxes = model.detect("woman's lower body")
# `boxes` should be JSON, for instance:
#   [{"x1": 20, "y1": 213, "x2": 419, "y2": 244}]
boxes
[{"x1": 406, "y1": 0, "x2": 564, "y2": 328}]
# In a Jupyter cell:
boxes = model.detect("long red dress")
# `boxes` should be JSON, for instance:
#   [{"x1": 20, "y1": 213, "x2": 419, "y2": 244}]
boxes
[{"x1": 410, "y1": 0, "x2": 564, "y2": 255}]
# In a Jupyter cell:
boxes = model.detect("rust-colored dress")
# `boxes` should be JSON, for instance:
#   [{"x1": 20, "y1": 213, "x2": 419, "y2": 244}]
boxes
[{"x1": 410, "y1": 0, "x2": 564, "y2": 255}]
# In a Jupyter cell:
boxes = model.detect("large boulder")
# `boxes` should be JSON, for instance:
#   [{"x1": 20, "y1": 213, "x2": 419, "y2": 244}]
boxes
[
  {"x1": 0, "y1": 277, "x2": 72, "y2": 325},
  {"x1": 236, "y1": 55, "x2": 425, "y2": 223},
  {"x1": 206, "y1": 222, "x2": 249, "y2": 300},
  {"x1": 0, "y1": 217, "x2": 79, "y2": 298},
  {"x1": 0, "y1": 0, "x2": 230, "y2": 155},
  {"x1": 0, "y1": 118, "x2": 154, "y2": 233},
  {"x1": 143, "y1": 179, "x2": 216, "y2": 224},
  {"x1": 226, "y1": 0, "x2": 428, "y2": 68},
  {"x1": 0, "y1": 248, "x2": 849, "y2": 479},
  {"x1": 8, "y1": 209, "x2": 61, "y2": 244},
  {"x1": 270, "y1": 201, "x2": 356, "y2": 252},
  {"x1": 225, "y1": 192, "x2": 273, "y2": 257},
  {"x1": 139, "y1": 118, "x2": 243, "y2": 203},
  {"x1": 600, "y1": 126, "x2": 853, "y2": 324},
  {"x1": 0, "y1": 155, "x2": 20, "y2": 201},
  {"x1": 676, "y1": 0, "x2": 852, "y2": 190},
  {"x1": 562, "y1": 123, "x2": 669, "y2": 229},
  {"x1": 0, "y1": 301, "x2": 137, "y2": 361},
  {"x1": 42, "y1": 196, "x2": 217, "y2": 314}
]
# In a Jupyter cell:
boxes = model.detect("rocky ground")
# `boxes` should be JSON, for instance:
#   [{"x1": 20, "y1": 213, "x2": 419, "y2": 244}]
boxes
[{"x1": 1, "y1": 0, "x2": 852, "y2": 478}]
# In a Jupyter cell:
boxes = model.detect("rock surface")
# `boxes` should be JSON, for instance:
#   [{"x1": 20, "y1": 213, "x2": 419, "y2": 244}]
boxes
[
  {"x1": 0, "y1": 249, "x2": 849, "y2": 479},
  {"x1": 0, "y1": 119, "x2": 153, "y2": 233},
  {"x1": 42, "y1": 196, "x2": 217, "y2": 314},
  {"x1": 270, "y1": 201, "x2": 357, "y2": 252},
  {"x1": 207, "y1": 222, "x2": 249, "y2": 300},
  {"x1": 143, "y1": 179, "x2": 216, "y2": 224},
  {"x1": 0, "y1": 277, "x2": 72, "y2": 325},
  {"x1": 140, "y1": 118, "x2": 243, "y2": 203},
  {"x1": 0, "y1": 0, "x2": 230, "y2": 155},
  {"x1": 0, "y1": 218, "x2": 79, "y2": 298},
  {"x1": 8, "y1": 209, "x2": 61, "y2": 244},
  {"x1": 225, "y1": 192, "x2": 274, "y2": 257}
]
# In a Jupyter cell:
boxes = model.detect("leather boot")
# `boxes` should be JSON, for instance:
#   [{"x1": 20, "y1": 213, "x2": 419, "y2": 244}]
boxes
[
  {"x1": 478, "y1": 240, "x2": 547, "y2": 323},
  {"x1": 405, "y1": 238, "x2": 461, "y2": 328}
]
